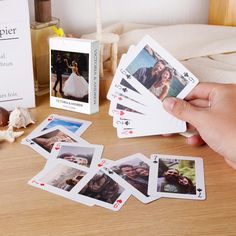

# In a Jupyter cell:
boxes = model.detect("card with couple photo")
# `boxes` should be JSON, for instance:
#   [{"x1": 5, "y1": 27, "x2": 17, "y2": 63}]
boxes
[
  {"x1": 148, "y1": 154, "x2": 206, "y2": 200},
  {"x1": 49, "y1": 142, "x2": 104, "y2": 171},
  {"x1": 98, "y1": 153, "x2": 160, "y2": 203},
  {"x1": 107, "y1": 35, "x2": 199, "y2": 138}
]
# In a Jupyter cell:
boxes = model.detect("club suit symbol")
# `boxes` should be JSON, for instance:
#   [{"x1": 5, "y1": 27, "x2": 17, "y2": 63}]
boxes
[{"x1": 197, "y1": 188, "x2": 202, "y2": 198}]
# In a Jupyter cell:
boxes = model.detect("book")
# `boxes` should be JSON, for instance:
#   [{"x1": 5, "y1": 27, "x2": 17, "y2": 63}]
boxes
[
  {"x1": 0, "y1": 0, "x2": 35, "y2": 110},
  {"x1": 50, "y1": 37, "x2": 99, "y2": 114}
]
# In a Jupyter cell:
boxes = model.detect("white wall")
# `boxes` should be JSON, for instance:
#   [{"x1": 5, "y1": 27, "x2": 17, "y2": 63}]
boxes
[{"x1": 28, "y1": 0, "x2": 209, "y2": 35}]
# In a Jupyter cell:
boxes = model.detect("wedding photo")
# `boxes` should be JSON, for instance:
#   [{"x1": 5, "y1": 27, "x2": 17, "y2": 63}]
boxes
[{"x1": 50, "y1": 49, "x2": 89, "y2": 103}]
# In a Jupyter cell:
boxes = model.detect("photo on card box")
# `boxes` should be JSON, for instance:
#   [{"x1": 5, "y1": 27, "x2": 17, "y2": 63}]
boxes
[
  {"x1": 157, "y1": 158, "x2": 196, "y2": 195},
  {"x1": 78, "y1": 170, "x2": 124, "y2": 204},
  {"x1": 40, "y1": 163, "x2": 87, "y2": 191},
  {"x1": 51, "y1": 49, "x2": 89, "y2": 103},
  {"x1": 111, "y1": 157, "x2": 150, "y2": 196},
  {"x1": 126, "y1": 45, "x2": 189, "y2": 101},
  {"x1": 32, "y1": 129, "x2": 76, "y2": 153},
  {"x1": 57, "y1": 145, "x2": 96, "y2": 168}
]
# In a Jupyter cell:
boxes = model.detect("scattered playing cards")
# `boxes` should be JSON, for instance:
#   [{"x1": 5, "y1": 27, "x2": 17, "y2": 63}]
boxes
[
  {"x1": 107, "y1": 35, "x2": 199, "y2": 138},
  {"x1": 23, "y1": 115, "x2": 206, "y2": 211}
]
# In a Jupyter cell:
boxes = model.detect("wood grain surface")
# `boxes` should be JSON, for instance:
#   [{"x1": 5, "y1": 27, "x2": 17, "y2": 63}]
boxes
[{"x1": 0, "y1": 94, "x2": 236, "y2": 236}]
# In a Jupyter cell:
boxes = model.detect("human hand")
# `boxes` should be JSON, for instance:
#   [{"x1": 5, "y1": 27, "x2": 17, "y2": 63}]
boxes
[{"x1": 163, "y1": 82, "x2": 236, "y2": 170}]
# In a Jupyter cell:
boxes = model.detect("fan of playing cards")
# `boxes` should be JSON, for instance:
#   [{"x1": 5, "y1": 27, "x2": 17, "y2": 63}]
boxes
[
  {"x1": 22, "y1": 114, "x2": 205, "y2": 212},
  {"x1": 107, "y1": 35, "x2": 199, "y2": 138}
]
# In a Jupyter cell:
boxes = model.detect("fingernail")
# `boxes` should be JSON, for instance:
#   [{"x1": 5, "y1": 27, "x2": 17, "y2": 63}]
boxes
[{"x1": 163, "y1": 97, "x2": 176, "y2": 111}]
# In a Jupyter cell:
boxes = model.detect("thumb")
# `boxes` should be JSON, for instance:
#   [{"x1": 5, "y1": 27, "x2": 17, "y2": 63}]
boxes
[{"x1": 163, "y1": 97, "x2": 201, "y2": 125}]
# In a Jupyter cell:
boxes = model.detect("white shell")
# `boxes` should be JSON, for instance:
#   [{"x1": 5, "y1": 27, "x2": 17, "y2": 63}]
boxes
[
  {"x1": 8, "y1": 107, "x2": 35, "y2": 129},
  {"x1": 0, "y1": 127, "x2": 24, "y2": 143}
]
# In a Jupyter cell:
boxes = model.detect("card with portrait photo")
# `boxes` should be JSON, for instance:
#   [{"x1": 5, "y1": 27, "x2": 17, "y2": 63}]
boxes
[
  {"x1": 28, "y1": 161, "x2": 94, "y2": 206},
  {"x1": 72, "y1": 167, "x2": 131, "y2": 211},
  {"x1": 148, "y1": 154, "x2": 206, "y2": 200},
  {"x1": 120, "y1": 35, "x2": 199, "y2": 103},
  {"x1": 22, "y1": 126, "x2": 89, "y2": 159},
  {"x1": 50, "y1": 142, "x2": 103, "y2": 171},
  {"x1": 105, "y1": 153, "x2": 160, "y2": 203}
]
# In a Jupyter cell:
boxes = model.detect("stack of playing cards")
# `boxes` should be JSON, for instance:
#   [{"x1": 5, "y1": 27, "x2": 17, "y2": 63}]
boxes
[
  {"x1": 107, "y1": 35, "x2": 199, "y2": 138},
  {"x1": 23, "y1": 114, "x2": 206, "y2": 211}
]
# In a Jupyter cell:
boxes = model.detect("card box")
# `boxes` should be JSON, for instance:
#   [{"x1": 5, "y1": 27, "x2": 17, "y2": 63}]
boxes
[
  {"x1": 50, "y1": 37, "x2": 99, "y2": 114},
  {"x1": 0, "y1": 0, "x2": 35, "y2": 110}
]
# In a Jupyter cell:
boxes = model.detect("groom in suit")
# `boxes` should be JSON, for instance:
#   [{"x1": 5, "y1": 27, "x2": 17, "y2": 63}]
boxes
[{"x1": 53, "y1": 54, "x2": 64, "y2": 94}]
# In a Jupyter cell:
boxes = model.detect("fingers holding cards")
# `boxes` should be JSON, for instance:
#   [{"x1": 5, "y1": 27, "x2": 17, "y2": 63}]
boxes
[{"x1": 25, "y1": 34, "x2": 206, "y2": 212}]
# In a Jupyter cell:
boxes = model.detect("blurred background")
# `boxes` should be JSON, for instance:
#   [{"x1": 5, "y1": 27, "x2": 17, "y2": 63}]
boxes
[{"x1": 28, "y1": 0, "x2": 209, "y2": 35}]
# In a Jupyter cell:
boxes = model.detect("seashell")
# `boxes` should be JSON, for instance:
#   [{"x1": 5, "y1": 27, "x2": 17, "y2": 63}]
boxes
[
  {"x1": 0, "y1": 107, "x2": 9, "y2": 127},
  {"x1": 8, "y1": 107, "x2": 35, "y2": 129},
  {"x1": 0, "y1": 126, "x2": 24, "y2": 143}
]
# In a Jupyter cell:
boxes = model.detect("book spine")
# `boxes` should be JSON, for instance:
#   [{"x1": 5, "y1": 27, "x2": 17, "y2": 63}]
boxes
[{"x1": 89, "y1": 41, "x2": 99, "y2": 114}]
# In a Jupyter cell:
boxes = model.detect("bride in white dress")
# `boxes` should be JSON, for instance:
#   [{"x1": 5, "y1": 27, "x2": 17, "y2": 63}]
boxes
[{"x1": 63, "y1": 59, "x2": 88, "y2": 98}]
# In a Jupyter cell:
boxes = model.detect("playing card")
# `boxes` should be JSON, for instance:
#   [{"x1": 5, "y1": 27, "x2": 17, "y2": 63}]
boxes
[
  {"x1": 115, "y1": 114, "x2": 186, "y2": 138},
  {"x1": 28, "y1": 161, "x2": 94, "y2": 206},
  {"x1": 108, "y1": 89, "x2": 149, "y2": 114},
  {"x1": 105, "y1": 153, "x2": 160, "y2": 203},
  {"x1": 25, "y1": 114, "x2": 91, "y2": 138},
  {"x1": 107, "y1": 55, "x2": 145, "y2": 106},
  {"x1": 50, "y1": 142, "x2": 103, "y2": 171},
  {"x1": 119, "y1": 35, "x2": 199, "y2": 102},
  {"x1": 148, "y1": 154, "x2": 206, "y2": 200},
  {"x1": 72, "y1": 167, "x2": 131, "y2": 211},
  {"x1": 22, "y1": 126, "x2": 89, "y2": 159},
  {"x1": 109, "y1": 100, "x2": 144, "y2": 118}
]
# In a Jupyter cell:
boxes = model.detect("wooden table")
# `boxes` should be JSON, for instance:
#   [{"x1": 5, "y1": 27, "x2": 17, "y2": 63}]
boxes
[{"x1": 1, "y1": 93, "x2": 236, "y2": 236}]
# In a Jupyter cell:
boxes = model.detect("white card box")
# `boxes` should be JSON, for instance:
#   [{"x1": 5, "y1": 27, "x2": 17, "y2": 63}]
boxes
[
  {"x1": 0, "y1": 0, "x2": 35, "y2": 110},
  {"x1": 50, "y1": 37, "x2": 99, "y2": 114}
]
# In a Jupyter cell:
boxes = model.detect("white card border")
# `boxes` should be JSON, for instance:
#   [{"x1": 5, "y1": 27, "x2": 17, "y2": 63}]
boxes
[{"x1": 148, "y1": 154, "x2": 206, "y2": 200}]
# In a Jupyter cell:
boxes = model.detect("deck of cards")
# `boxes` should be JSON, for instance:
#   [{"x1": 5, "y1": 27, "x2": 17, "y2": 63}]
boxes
[
  {"x1": 23, "y1": 114, "x2": 206, "y2": 211},
  {"x1": 107, "y1": 35, "x2": 199, "y2": 138}
]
